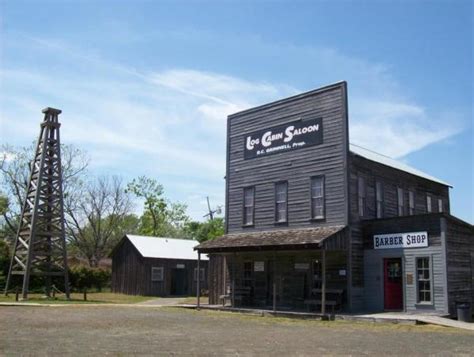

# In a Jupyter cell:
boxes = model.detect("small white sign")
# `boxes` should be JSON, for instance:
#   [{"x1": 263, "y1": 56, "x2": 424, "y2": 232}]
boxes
[
  {"x1": 176, "y1": 264, "x2": 185, "y2": 269},
  {"x1": 339, "y1": 269, "x2": 346, "y2": 276},
  {"x1": 254, "y1": 261, "x2": 265, "y2": 272},
  {"x1": 374, "y1": 231, "x2": 428, "y2": 249},
  {"x1": 294, "y1": 263, "x2": 309, "y2": 270}
]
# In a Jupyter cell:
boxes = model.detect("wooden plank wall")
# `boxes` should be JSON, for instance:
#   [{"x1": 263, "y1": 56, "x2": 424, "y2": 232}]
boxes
[
  {"x1": 349, "y1": 154, "x2": 450, "y2": 224},
  {"x1": 111, "y1": 238, "x2": 209, "y2": 296},
  {"x1": 226, "y1": 83, "x2": 348, "y2": 233},
  {"x1": 446, "y1": 218, "x2": 474, "y2": 315}
]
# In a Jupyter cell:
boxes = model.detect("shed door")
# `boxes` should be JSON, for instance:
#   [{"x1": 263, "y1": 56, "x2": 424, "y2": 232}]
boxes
[
  {"x1": 384, "y1": 258, "x2": 403, "y2": 310},
  {"x1": 171, "y1": 268, "x2": 187, "y2": 296}
]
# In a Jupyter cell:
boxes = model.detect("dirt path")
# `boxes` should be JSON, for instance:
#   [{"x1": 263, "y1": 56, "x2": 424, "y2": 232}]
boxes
[{"x1": 1, "y1": 305, "x2": 473, "y2": 355}]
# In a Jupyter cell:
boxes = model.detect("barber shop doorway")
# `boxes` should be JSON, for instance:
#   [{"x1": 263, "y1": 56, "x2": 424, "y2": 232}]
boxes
[{"x1": 383, "y1": 258, "x2": 403, "y2": 311}]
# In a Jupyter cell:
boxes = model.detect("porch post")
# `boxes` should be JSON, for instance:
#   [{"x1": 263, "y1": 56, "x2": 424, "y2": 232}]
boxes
[
  {"x1": 231, "y1": 252, "x2": 236, "y2": 308},
  {"x1": 273, "y1": 252, "x2": 276, "y2": 312},
  {"x1": 321, "y1": 246, "x2": 326, "y2": 315},
  {"x1": 197, "y1": 252, "x2": 201, "y2": 309}
]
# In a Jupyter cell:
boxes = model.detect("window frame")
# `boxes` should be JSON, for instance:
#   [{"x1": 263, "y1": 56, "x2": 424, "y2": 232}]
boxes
[
  {"x1": 426, "y1": 195, "x2": 432, "y2": 213},
  {"x1": 151, "y1": 267, "x2": 164, "y2": 282},
  {"x1": 375, "y1": 181, "x2": 384, "y2": 219},
  {"x1": 274, "y1": 181, "x2": 288, "y2": 224},
  {"x1": 416, "y1": 256, "x2": 433, "y2": 305},
  {"x1": 242, "y1": 186, "x2": 255, "y2": 227},
  {"x1": 438, "y1": 198, "x2": 443, "y2": 213},
  {"x1": 358, "y1": 176, "x2": 366, "y2": 217},
  {"x1": 408, "y1": 190, "x2": 415, "y2": 216},
  {"x1": 193, "y1": 268, "x2": 205, "y2": 282},
  {"x1": 397, "y1": 187, "x2": 404, "y2": 216},
  {"x1": 310, "y1": 176, "x2": 325, "y2": 221}
]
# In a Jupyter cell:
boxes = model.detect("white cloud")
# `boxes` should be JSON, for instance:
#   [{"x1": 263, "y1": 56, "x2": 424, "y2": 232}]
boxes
[{"x1": 0, "y1": 34, "x2": 466, "y2": 219}]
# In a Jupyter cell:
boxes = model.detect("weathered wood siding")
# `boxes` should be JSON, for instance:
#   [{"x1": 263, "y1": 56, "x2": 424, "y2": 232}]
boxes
[
  {"x1": 225, "y1": 82, "x2": 349, "y2": 233},
  {"x1": 445, "y1": 217, "x2": 474, "y2": 315},
  {"x1": 112, "y1": 238, "x2": 146, "y2": 295},
  {"x1": 349, "y1": 153, "x2": 450, "y2": 224},
  {"x1": 111, "y1": 238, "x2": 208, "y2": 296},
  {"x1": 348, "y1": 154, "x2": 450, "y2": 307}
]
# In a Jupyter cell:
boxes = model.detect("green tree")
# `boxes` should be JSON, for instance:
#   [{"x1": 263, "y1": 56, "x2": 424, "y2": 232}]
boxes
[
  {"x1": 185, "y1": 217, "x2": 224, "y2": 243},
  {"x1": 127, "y1": 176, "x2": 191, "y2": 238}
]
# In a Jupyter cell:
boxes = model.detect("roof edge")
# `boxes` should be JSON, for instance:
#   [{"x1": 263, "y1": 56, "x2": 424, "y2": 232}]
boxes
[{"x1": 228, "y1": 81, "x2": 347, "y2": 119}]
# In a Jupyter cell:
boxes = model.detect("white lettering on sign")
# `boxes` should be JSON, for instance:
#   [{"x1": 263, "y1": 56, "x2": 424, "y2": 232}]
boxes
[
  {"x1": 244, "y1": 118, "x2": 323, "y2": 159},
  {"x1": 373, "y1": 231, "x2": 429, "y2": 249}
]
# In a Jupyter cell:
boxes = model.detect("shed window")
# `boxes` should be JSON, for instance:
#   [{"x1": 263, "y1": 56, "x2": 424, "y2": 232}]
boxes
[
  {"x1": 275, "y1": 181, "x2": 288, "y2": 223},
  {"x1": 397, "y1": 187, "x2": 404, "y2": 216},
  {"x1": 243, "y1": 187, "x2": 255, "y2": 225},
  {"x1": 408, "y1": 191, "x2": 415, "y2": 215},
  {"x1": 438, "y1": 198, "x2": 443, "y2": 213},
  {"x1": 416, "y1": 257, "x2": 431, "y2": 303},
  {"x1": 151, "y1": 267, "x2": 164, "y2": 282},
  {"x1": 376, "y1": 181, "x2": 384, "y2": 219},
  {"x1": 311, "y1": 176, "x2": 325, "y2": 219},
  {"x1": 358, "y1": 176, "x2": 366, "y2": 217},
  {"x1": 426, "y1": 195, "x2": 432, "y2": 213},
  {"x1": 193, "y1": 268, "x2": 205, "y2": 281}
]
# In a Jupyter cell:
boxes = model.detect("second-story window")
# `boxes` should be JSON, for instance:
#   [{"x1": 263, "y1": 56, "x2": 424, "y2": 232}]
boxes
[
  {"x1": 243, "y1": 187, "x2": 255, "y2": 226},
  {"x1": 438, "y1": 198, "x2": 443, "y2": 213},
  {"x1": 275, "y1": 181, "x2": 288, "y2": 223},
  {"x1": 397, "y1": 187, "x2": 404, "y2": 216},
  {"x1": 358, "y1": 176, "x2": 366, "y2": 217},
  {"x1": 409, "y1": 191, "x2": 415, "y2": 215},
  {"x1": 376, "y1": 181, "x2": 384, "y2": 219},
  {"x1": 311, "y1": 176, "x2": 325, "y2": 220},
  {"x1": 426, "y1": 195, "x2": 432, "y2": 213}
]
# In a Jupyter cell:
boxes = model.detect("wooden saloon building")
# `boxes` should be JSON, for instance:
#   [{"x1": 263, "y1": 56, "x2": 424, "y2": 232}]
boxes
[
  {"x1": 195, "y1": 81, "x2": 474, "y2": 316},
  {"x1": 112, "y1": 235, "x2": 208, "y2": 296}
]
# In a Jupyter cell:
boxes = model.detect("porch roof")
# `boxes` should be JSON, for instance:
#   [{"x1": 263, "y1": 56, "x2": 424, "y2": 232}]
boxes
[{"x1": 195, "y1": 225, "x2": 347, "y2": 253}]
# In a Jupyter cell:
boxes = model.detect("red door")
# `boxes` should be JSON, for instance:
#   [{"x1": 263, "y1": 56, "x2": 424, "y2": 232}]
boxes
[{"x1": 384, "y1": 258, "x2": 403, "y2": 310}]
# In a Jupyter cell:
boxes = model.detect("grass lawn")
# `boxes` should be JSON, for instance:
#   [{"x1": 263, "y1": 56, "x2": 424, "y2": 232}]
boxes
[{"x1": 0, "y1": 292, "x2": 153, "y2": 304}]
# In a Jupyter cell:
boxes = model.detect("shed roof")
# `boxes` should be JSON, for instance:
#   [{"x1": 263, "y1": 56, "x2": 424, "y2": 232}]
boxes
[
  {"x1": 349, "y1": 144, "x2": 451, "y2": 187},
  {"x1": 195, "y1": 225, "x2": 346, "y2": 253},
  {"x1": 125, "y1": 235, "x2": 208, "y2": 261}
]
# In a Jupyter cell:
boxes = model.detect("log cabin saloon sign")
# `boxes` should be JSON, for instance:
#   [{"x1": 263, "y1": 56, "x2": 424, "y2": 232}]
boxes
[
  {"x1": 244, "y1": 118, "x2": 323, "y2": 159},
  {"x1": 373, "y1": 231, "x2": 429, "y2": 250}
]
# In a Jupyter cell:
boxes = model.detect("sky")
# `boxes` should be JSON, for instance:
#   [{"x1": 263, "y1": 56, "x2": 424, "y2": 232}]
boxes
[{"x1": 0, "y1": 0, "x2": 472, "y2": 223}]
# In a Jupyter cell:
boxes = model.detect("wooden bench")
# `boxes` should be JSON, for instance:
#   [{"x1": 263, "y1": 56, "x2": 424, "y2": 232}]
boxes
[
  {"x1": 219, "y1": 287, "x2": 252, "y2": 307},
  {"x1": 304, "y1": 288, "x2": 344, "y2": 313}
]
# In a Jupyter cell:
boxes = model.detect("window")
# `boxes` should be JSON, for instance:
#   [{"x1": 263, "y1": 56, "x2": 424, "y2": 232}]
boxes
[
  {"x1": 397, "y1": 187, "x2": 404, "y2": 216},
  {"x1": 417, "y1": 257, "x2": 431, "y2": 303},
  {"x1": 243, "y1": 187, "x2": 255, "y2": 225},
  {"x1": 358, "y1": 176, "x2": 366, "y2": 217},
  {"x1": 438, "y1": 198, "x2": 443, "y2": 213},
  {"x1": 311, "y1": 176, "x2": 325, "y2": 219},
  {"x1": 409, "y1": 191, "x2": 415, "y2": 215},
  {"x1": 193, "y1": 268, "x2": 205, "y2": 281},
  {"x1": 376, "y1": 181, "x2": 384, "y2": 219},
  {"x1": 426, "y1": 195, "x2": 432, "y2": 213},
  {"x1": 151, "y1": 267, "x2": 164, "y2": 282},
  {"x1": 275, "y1": 181, "x2": 288, "y2": 223}
]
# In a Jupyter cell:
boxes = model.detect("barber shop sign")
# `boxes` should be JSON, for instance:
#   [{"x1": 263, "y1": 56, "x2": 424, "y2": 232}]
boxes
[
  {"x1": 373, "y1": 231, "x2": 429, "y2": 249},
  {"x1": 244, "y1": 117, "x2": 323, "y2": 159}
]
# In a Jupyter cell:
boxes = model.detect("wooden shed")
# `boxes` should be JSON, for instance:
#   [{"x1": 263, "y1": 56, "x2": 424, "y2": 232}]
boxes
[{"x1": 111, "y1": 235, "x2": 208, "y2": 296}]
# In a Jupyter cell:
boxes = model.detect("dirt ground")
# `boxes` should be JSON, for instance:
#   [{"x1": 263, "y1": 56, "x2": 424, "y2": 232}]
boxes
[{"x1": 1, "y1": 305, "x2": 473, "y2": 356}]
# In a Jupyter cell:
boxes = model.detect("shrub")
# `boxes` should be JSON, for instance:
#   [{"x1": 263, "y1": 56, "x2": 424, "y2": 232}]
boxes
[{"x1": 69, "y1": 266, "x2": 111, "y2": 292}]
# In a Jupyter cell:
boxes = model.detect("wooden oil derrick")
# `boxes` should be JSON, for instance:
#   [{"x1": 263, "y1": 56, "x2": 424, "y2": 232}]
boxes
[{"x1": 4, "y1": 108, "x2": 70, "y2": 299}]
